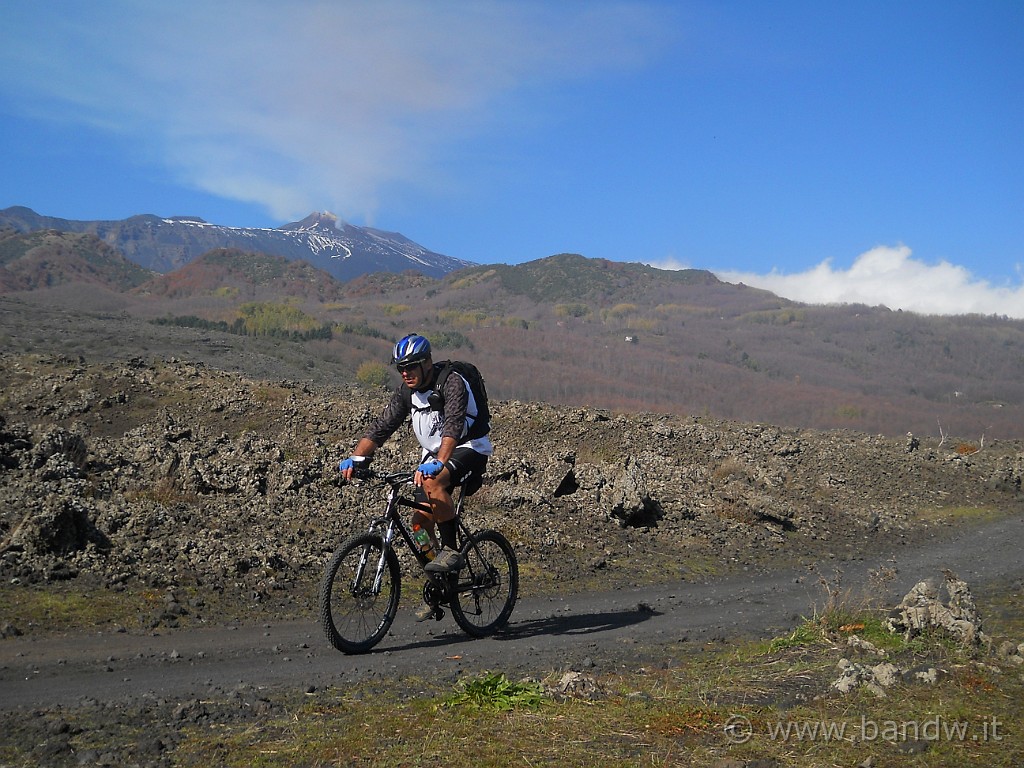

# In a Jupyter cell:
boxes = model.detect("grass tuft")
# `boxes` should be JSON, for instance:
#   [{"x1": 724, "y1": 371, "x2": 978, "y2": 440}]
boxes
[{"x1": 442, "y1": 672, "x2": 547, "y2": 712}]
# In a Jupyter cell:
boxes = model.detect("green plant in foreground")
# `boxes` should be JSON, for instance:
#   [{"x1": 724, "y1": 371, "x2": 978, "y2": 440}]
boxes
[
  {"x1": 442, "y1": 672, "x2": 546, "y2": 712},
  {"x1": 767, "y1": 617, "x2": 827, "y2": 653}
]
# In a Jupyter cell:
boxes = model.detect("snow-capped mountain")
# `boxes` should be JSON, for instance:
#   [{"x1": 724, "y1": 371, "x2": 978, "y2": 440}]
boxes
[{"x1": 0, "y1": 207, "x2": 473, "y2": 281}]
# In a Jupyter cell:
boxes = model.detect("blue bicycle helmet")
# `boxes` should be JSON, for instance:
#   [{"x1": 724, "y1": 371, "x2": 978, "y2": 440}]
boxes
[{"x1": 392, "y1": 334, "x2": 432, "y2": 366}]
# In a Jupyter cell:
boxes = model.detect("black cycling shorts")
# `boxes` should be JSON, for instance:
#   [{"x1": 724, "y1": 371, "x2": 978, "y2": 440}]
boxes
[
  {"x1": 415, "y1": 446, "x2": 488, "y2": 498},
  {"x1": 443, "y1": 446, "x2": 488, "y2": 493}
]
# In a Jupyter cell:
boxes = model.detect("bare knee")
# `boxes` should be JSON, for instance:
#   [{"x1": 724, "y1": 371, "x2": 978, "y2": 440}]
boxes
[{"x1": 422, "y1": 476, "x2": 454, "y2": 521}]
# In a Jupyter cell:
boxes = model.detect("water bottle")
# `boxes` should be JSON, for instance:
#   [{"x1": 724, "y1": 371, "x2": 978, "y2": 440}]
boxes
[{"x1": 412, "y1": 524, "x2": 435, "y2": 560}]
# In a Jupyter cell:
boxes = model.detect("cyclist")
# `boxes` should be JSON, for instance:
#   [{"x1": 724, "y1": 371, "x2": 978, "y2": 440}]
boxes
[{"x1": 338, "y1": 334, "x2": 492, "y2": 617}]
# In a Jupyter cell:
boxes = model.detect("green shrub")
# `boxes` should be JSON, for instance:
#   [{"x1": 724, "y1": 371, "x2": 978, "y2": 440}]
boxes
[
  {"x1": 555, "y1": 303, "x2": 590, "y2": 318},
  {"x1": 356, "y1": 361, "x2": 391, "y2": 389},
  {"x1": 433, "y1": 330, "x2": 473, "y2": 351}
]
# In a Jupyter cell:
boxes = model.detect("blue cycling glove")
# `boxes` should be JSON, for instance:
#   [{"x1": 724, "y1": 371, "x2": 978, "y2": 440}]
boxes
[
  {"x1": 339, "y1": 456, "x2": 370, "y2": 472},
  {"x1": 417, "y1": 459, "x2": 444, "y2": 477}
]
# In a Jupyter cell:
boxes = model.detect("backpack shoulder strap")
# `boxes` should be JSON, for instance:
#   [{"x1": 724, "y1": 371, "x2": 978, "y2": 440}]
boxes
[
  {"x1": 426, "y1": 361, "x2": 453, "y2": 410},
  {"x1": 433, "y1": 360, "x2": 454, "y2": 392}
]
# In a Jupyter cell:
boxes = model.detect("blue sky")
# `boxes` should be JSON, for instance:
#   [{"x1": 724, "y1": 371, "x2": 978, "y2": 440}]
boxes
[{"x1": 2, "y1": 1, "x2": 1022, "y2": 317}]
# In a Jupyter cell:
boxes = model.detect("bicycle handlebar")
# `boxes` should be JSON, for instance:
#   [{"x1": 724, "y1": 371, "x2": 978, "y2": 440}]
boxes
[{"x1": 345, "y1": 467, "x2": 415, "y2": 487}]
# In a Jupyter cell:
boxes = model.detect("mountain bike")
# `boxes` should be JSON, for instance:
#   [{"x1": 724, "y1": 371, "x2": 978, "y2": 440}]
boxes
[{"x1": 319, "y1": 468, "x2": 519, "y2": 654}]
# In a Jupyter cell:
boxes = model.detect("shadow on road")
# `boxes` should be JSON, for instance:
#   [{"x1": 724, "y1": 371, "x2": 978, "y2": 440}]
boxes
[
  {"x1": 383, "y1": 605, "x2": 661, "y2": 654},
  {"x1": 498, "y1": 606, "x2": 660, "y2": 641}
]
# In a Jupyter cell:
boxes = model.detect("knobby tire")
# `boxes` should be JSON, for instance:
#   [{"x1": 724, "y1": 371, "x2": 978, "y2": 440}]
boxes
[
  {"x1": 319, "y1": 533, "x2": 401, "y2": 654},
  {"x1": 449, "y1": 529, "x2": 518, "y2": 637}
]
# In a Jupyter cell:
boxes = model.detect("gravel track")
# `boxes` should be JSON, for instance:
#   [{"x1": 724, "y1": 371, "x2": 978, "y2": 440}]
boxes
[{"x1": 3, "y1": 509, "x2": 1023, "y2": 714}]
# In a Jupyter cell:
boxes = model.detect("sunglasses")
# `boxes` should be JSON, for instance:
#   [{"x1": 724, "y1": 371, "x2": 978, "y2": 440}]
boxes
[{"x1": 396, "y1": 361, "x2": 424, "y2": 373}]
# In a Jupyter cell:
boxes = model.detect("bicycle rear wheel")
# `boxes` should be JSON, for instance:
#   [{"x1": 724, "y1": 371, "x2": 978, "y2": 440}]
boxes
[
  {"x1": 319, "y1": 533, "x2": 401, "y2": 654},
  {"x1": 449, "y1": 529, "x2": 518, "y2": 637}
]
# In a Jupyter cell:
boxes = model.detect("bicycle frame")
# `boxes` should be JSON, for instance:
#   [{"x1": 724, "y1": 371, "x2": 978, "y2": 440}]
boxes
[{"x1": 354, "y1": 470, "x2": 472, "y2": 584}]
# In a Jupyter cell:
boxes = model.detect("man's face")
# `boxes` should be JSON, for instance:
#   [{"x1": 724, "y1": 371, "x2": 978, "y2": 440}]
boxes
[{"x1": 398, "y1": 358, "x2": 431, "y2": 390}]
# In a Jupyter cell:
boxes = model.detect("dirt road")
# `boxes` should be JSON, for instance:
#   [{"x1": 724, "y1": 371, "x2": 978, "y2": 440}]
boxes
[{"x1": 3, "y1": 511, "x2": 1023, "y2": 713}]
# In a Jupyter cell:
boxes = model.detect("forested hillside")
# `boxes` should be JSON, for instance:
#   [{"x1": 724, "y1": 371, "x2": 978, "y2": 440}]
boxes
[
  {"x1": 0, "y1": 229, "x2": 154, "y2": 292},
  {"x1": 2, "y1": 244, "x2": 1021, "y2": 440},
  {"x1": 319, "y1": 254, "x2": 1024, "y2": 440}
]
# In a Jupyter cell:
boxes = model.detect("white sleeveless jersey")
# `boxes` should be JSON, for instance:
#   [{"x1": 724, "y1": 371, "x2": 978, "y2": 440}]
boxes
[{"x1": 409, "y1": 373, "x2": 493, "y2": 458}]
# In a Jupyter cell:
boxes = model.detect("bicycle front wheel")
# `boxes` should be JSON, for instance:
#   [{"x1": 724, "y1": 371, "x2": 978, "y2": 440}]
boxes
[
  {"x1": 319, "y1": 533, "x2": 401, "y2": 654},
  {"x1": 450, "y1": 529, "x2": 518, "y2": 637}
]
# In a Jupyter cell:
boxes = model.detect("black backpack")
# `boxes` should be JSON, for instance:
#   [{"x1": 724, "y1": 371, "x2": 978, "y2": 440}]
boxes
[{"x1": 405, "y1": 360, "x2": 491, "y2": 441}]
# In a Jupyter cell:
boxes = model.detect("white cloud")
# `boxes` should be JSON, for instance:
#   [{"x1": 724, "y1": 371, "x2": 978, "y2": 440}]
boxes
[
  {"x1": 712, "y1": 245, "x2": 1024, "y2": 319},
  {"x1": 0, "y1": 1, "x2": 672, "y2": 223},
  {"x1": 645, "y1": 255, "x2": 693, "y2": 272}
]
